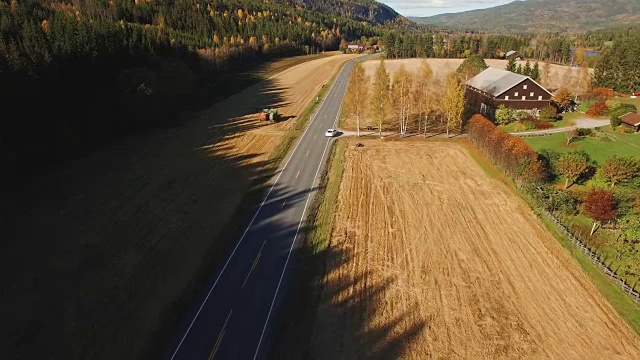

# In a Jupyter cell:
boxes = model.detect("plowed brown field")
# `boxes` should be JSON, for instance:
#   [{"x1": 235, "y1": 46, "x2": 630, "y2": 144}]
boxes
[{"x1": 310, "y1": 140, "x2": 640, "y2": 359}]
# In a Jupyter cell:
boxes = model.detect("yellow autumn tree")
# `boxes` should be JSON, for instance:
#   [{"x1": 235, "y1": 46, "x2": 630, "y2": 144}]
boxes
[
  {"x1": 344, "y1": 62, "x2": 370, "y2": 137},
  {"x1": 443, "y1": 72, "x2": 465, "y2": 137}
]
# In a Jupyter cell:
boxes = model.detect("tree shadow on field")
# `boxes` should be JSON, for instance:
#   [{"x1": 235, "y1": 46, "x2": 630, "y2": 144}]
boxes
[
  {"x1": 3, "y1": 73, "x2": 303, "y2": 360},
  {"x1": 270, "y1": 206, "x2": 427, "y2": 359}
]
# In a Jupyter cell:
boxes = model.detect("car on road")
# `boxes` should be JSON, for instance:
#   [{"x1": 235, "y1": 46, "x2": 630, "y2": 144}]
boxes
[{"x1": 325, "y1": 128, "x2": 338, "y2": 137}]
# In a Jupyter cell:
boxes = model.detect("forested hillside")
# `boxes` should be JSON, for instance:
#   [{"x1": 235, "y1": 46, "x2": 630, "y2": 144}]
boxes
[
  {"x1": 411, "y1": 0, "x2": 640, "y2": 34},
  {"x1": 0, "y1": 0, "x2": 379, "y2": 177},
  {"x1": 280, "y1": 0, "x2": 402, "y2": 25}
]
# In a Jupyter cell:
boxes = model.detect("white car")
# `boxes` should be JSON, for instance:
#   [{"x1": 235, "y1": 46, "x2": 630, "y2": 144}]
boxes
[{"x1": 325, "y1": 128, "x2": 338, "y2": 137}]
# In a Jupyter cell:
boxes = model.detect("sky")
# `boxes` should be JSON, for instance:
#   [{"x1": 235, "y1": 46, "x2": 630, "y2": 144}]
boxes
[{"x1": 378, "y1": 0, "x2": 522, "y2": 17}]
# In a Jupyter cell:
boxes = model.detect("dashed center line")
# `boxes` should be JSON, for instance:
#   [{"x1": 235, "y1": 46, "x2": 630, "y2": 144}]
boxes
[
  {"x1": 242, "y1": 239, "x2": 267, "y2": 288},
  {"x1": 296, "y1": 170, "x2": 300, "y2": 178},
  {"x1": 306, "y1": 150, "x2": 310, "y2": 157},
  {"x1": 208, "y1": 309, "x2": 233, "y2": 360}
]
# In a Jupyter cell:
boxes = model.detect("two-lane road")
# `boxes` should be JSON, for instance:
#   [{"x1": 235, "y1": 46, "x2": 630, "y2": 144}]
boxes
[{"x1": 169, "y1": 56, "x2": 363, "y2": 360}]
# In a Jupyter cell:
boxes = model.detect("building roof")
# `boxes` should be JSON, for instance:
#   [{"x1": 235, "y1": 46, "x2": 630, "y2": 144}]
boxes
[
  {"x1": 505, "y1": 50, "x2": 518, "y2": 57},
  {"x1": 466, "y1": 67, "x2": 551, "y2": 98},
  {"x1": 620, "y1": 112, "x2": 640, "y2": 126}
]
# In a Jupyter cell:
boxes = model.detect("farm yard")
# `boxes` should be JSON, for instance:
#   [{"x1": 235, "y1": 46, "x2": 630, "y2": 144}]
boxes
[
  {"x1": 339, "y1": 58, "x2": 590, "y2": 133},
  {"x1": 308, "y1": 139, "x2": 640, "y2": 359},
  {"x1": 6, "y1": 53, "x2": 357, "y2": 359}
]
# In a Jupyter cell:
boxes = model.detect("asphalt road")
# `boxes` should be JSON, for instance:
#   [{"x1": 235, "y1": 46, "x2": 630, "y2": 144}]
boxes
[{"x1": 168, "y1": 56, "x2": 362, "y2": 360}]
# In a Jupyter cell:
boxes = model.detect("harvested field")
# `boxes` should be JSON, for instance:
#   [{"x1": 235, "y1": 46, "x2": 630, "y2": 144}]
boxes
[
  {"x1": 310, "y1": 139, "x2": 640, "y2": 359},
  {"x1": 362, "y1": 58, "x2": 590, "y2": 93},
  {"x1": 5, "y1": 53, "x2": 357, "y2": 360}
]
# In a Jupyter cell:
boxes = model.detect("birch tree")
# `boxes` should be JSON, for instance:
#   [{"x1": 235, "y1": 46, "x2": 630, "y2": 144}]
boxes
[
  {"x1": 413, "y1": 61, "x2": 434, "y2": 136},
  {"x1": 391, "y1": 65, "x2": 413, "y2": 136},
  {"x1": 344, "y1": 62, "x2": 369, "y2": 137},
  {"x1": 443, "y1": 72, "x2": 465, "y2": 137},
  {"x1": 371, "y1": 59, "x2": 390, "y2": 137}
]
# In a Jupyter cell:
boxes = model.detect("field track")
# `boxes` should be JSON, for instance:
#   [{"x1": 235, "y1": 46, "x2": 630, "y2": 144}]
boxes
[{"x1": 310, "y1": 140, "x2": 640, "y2": 359}]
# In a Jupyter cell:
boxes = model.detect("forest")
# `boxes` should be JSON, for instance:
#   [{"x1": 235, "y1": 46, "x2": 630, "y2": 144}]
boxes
[{"x1": 0, "y1": 0, "x2": 378, "y2": 179}]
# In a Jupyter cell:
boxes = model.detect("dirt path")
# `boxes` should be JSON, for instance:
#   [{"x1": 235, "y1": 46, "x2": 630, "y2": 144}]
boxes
[
  {"x1": 310, "y1": 139, "x2": 640, "y2": 359},
  {"x1": 7, "y1": 53, "x2": 357, "y2": 360}
]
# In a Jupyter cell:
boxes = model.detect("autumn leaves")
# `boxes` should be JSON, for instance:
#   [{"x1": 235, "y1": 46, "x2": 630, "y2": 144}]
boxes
[{"x1": 343, "y1": 60, "x2": 465, "y2": 137}]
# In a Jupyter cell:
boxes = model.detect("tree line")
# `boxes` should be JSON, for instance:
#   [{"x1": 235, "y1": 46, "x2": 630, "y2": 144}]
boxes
[
  {"x1": 344, "y1": 59, "x2": 465, "y2": 138},
  {"x1": 592, "y1": 32, "x2": 640, "y2": 93}
]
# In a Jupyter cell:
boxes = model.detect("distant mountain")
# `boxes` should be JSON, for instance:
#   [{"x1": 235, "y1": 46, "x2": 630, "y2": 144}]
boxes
[
  {"x1": 410, "y1": 0, "x2": 640, "y2": 33},
  {"x1": 280, "y1": 0, "x2": 403, "y2": 25}
]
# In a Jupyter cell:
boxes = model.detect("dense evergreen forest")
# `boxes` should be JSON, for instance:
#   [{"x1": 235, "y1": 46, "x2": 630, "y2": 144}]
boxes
[
  {"x1": 592, "y1": 31, "x2": 640, "y2": 93},
  {"x1": 0, "y1": 0, "x2": 379, "y2": 177}
]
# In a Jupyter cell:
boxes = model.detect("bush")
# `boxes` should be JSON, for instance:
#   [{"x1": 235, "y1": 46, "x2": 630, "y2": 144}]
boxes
[
  {"x1": 539, "y1": 105, "x2": 559, "y2": 121},
  {"x1": 611, "y1": 115, "x2": 622, "y2": 127},
  {"x1": 495, "y1": 104, "x2": 515, "y2": 125},
  {"x1": 590, "y1": 87, "x2": 614, "y2": 102},
  {"x1": 523, "y1": 117, "x2": 552, "y2": 129},
  {"x1": 605, "y1": 99, "x2": 622, "y2": 112},
  {"x1": 578, "y1": 100, "x2": 595, "y2": 113},
  {"x1": 576, "y1": 128, "x2": 592, "y2": 136},
  {"x1": 522, "y1": 121, "x2": 537, "y2": 130},
  {"x1": 586, "y1": 102, "x2": 607, "y2": 116},
  {"x1": 524, "y1": 184, "x2": 579, "y2": 216},
  {"x1": 514, "y1": 111, "x2": 531, "y2": 121}
]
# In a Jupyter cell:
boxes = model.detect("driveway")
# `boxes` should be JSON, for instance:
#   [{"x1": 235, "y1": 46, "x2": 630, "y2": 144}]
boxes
[{"x1": 512, "y1": 118, "x2": 610, "y2": 137}]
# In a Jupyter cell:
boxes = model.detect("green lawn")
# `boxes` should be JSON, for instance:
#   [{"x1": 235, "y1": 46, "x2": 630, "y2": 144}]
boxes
[
  {"x1": 525, "y1": 126, "x2": 640, "y2": 164},
  {"x1": 618, "y1": 96, "x2": 640, "y2": 109}
]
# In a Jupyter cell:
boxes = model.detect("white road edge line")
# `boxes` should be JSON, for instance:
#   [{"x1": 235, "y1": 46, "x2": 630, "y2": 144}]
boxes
[
  {"x1": 253, "y1": 61, "x2": 351, "y2": 360},
  {"x1": 169, "y1": 58, "x2": 350, "y2": 360}
]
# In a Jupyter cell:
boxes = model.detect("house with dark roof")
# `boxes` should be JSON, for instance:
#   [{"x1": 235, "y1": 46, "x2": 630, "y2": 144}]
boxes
[
  {"x1": 465, "y1": 68, "x2": 553, "y2": 117},
  {"x1": 620, "y1": 112, "x2": 640, "y2": 132}
]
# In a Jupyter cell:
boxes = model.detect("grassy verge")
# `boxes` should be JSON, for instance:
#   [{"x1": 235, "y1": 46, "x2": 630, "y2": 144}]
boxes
[
  {"x1": 459, "y1": 138, "x2": 640, "y2": 336},
  {"x1": 270, "y1": 139, "x2": 348, "y2": 359}
]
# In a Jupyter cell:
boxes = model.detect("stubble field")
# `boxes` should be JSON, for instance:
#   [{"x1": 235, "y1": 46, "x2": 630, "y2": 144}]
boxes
[
  {"x1": 309, "y1": 140, "x2": 640, "y2": 359},
  {"x1": 6, "y1": 53, "x2": 357, "y2": 359}
]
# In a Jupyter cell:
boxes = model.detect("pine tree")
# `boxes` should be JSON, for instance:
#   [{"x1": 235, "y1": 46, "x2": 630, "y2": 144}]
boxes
[
  {"x1": 516, "y1": 63, "x2": 523, "y2": 74},
  {"x1": 531, "y1": 62, "x2": 540, "y2": 81},
  {"x1": 523, "y1": 60, "x2": 532, "y2": 77},
  {"x1": 506, "y1": 57, "x2": 517, "y2": 72}
]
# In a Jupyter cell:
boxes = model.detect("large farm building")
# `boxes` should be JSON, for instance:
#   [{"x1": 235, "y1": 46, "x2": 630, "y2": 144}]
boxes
[{"x1": 465, "y1": 68, "x2": 553, "y2": 117}]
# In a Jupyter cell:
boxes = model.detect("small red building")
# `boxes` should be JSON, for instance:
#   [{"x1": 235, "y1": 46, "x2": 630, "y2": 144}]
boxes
[{"x1": 620, "y1": 112, "x2": 640, "y2": 132}]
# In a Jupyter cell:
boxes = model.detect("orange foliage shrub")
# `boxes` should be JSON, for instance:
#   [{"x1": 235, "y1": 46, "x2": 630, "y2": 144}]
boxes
[
  {"x1": 586, "y1": 102, "x2": 607, "y2": 117},
  {"x1": 467, "y1": 114, "x2": 546, "y2": 184},
  {"x1": 590, "y1": 87, "x2": 613, "y2": 102}
]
